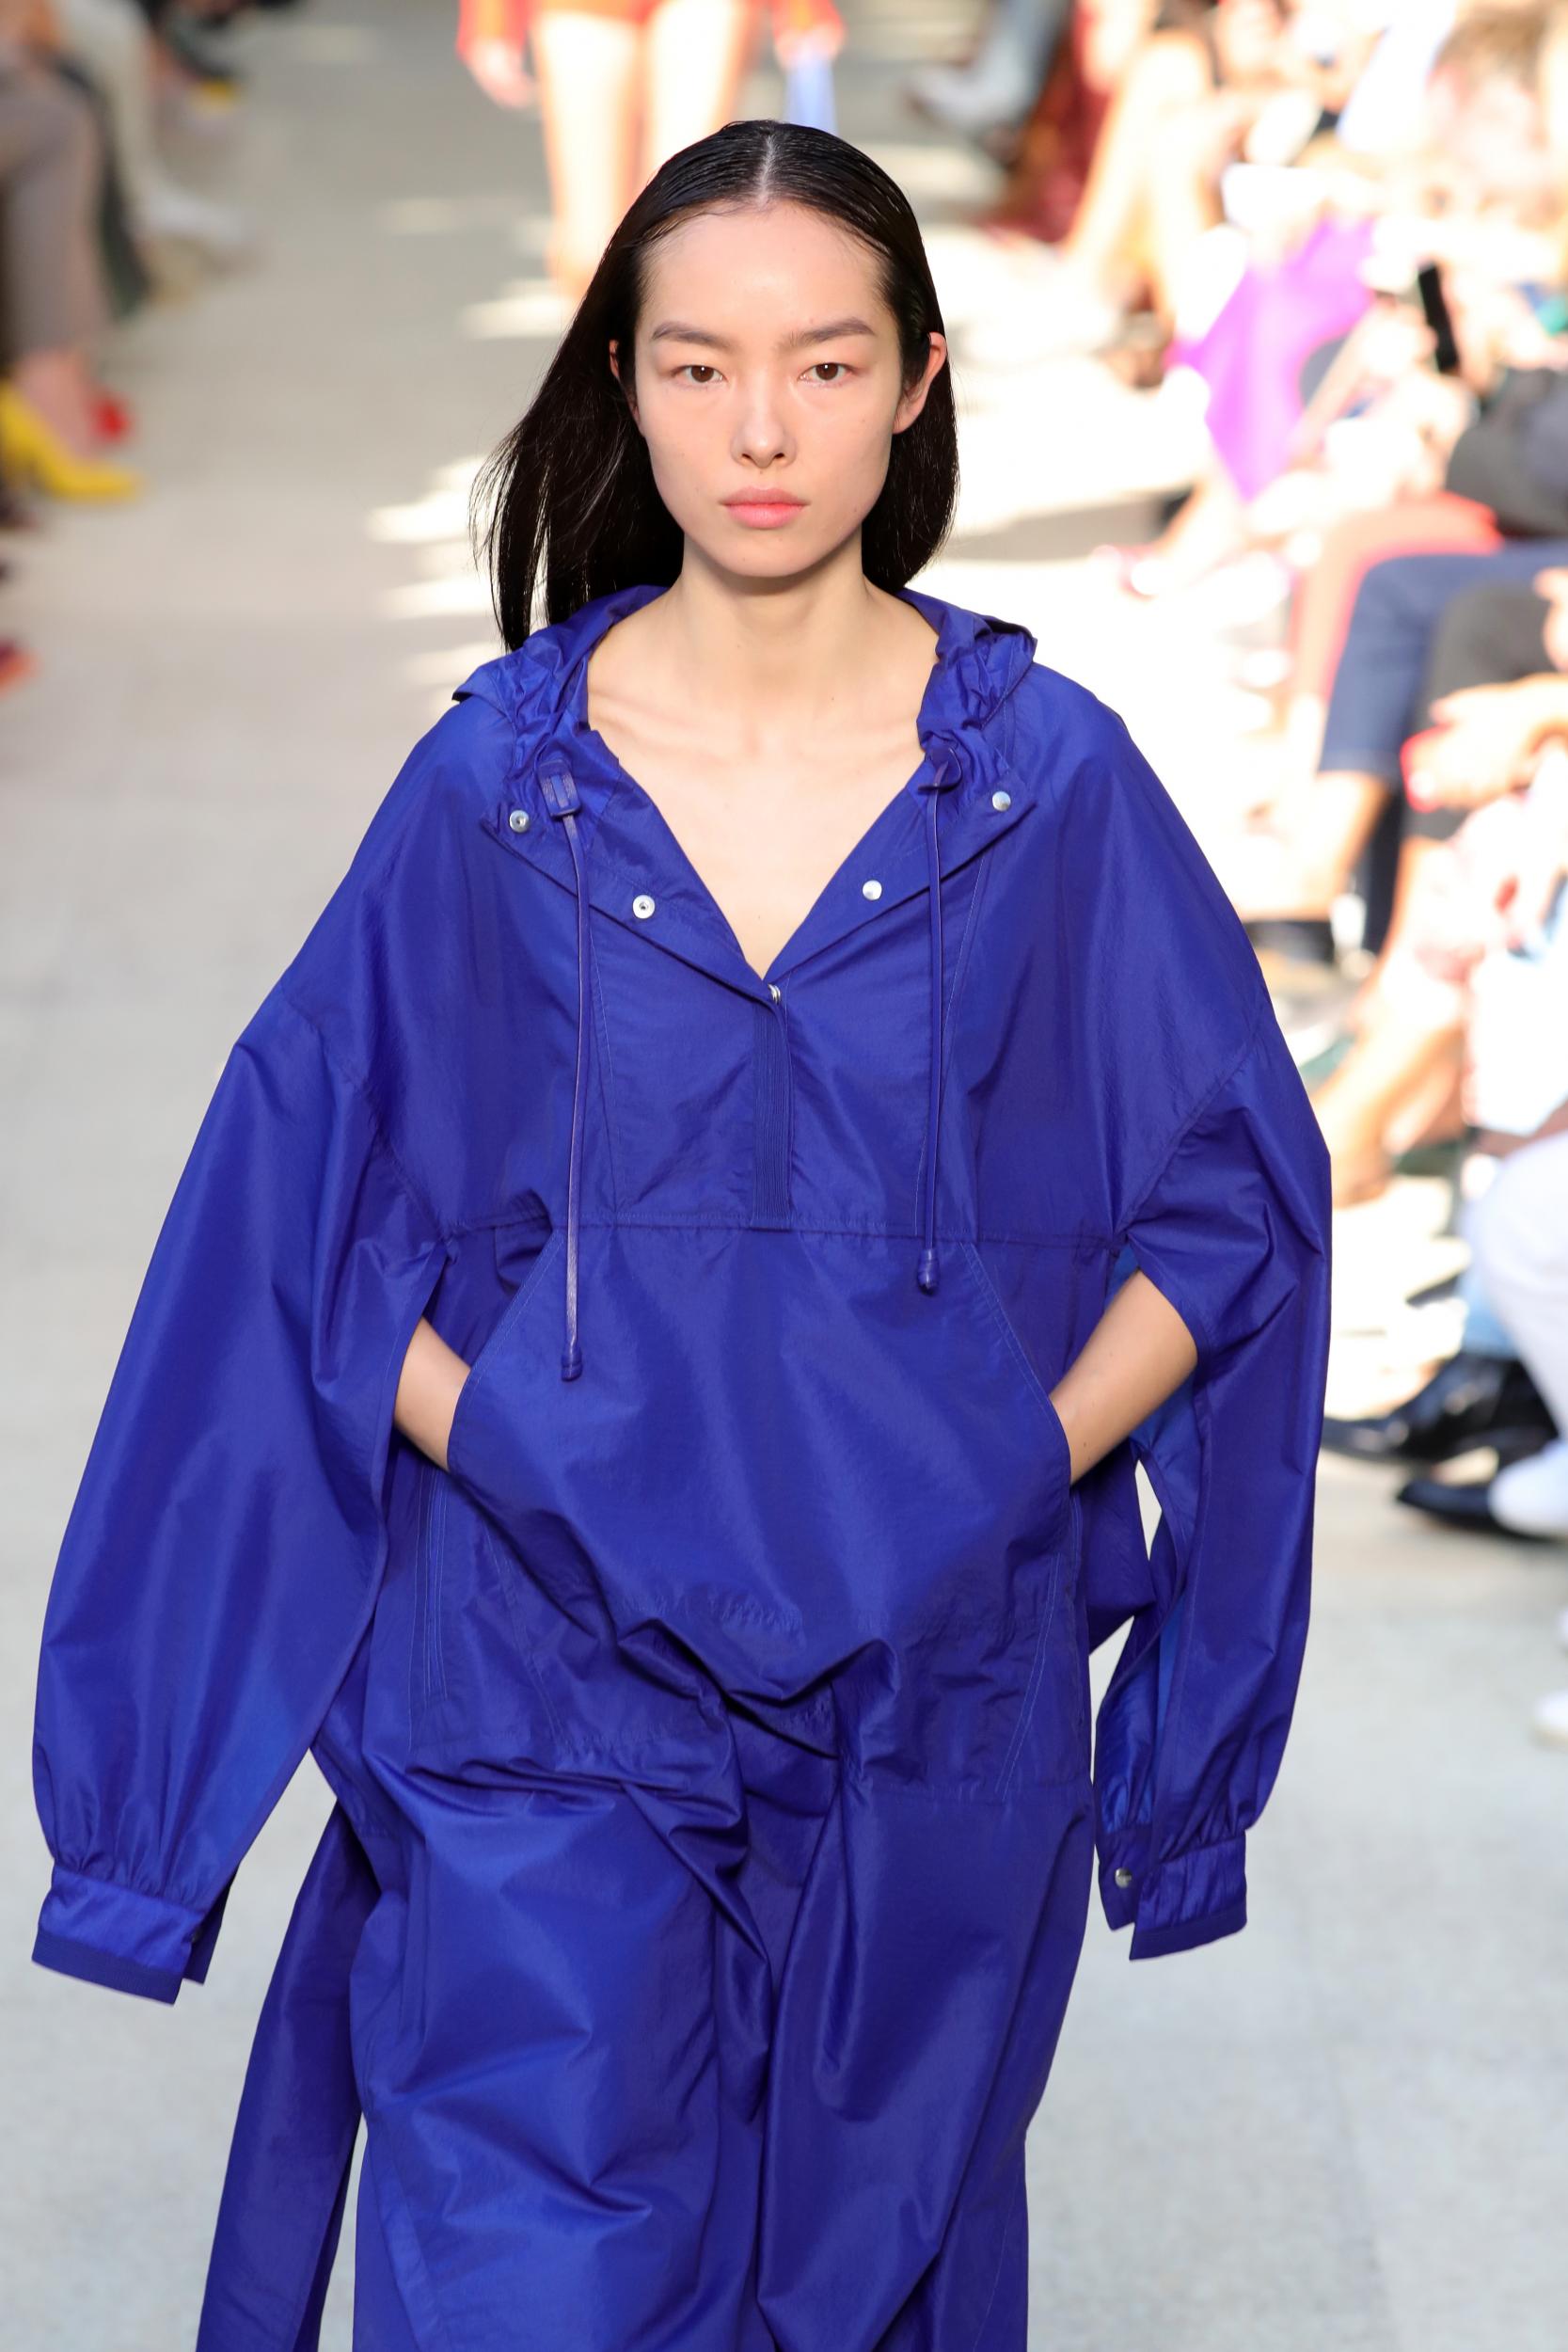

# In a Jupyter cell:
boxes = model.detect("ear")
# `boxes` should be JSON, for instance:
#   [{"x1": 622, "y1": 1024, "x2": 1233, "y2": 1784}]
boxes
[{"x1": 893, "y1": 331, "x2": 948, "y2": 437}]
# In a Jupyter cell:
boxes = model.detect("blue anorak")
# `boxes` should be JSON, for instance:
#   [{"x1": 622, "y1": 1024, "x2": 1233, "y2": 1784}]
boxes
[{"x1": 30, "y1": 580, "x2": 1332, "y2": 2350}]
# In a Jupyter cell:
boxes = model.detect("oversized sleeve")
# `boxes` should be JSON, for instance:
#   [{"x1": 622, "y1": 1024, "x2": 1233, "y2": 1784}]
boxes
[
  {"x1": 29, "y1": 805, "x2": 462, "y2": 2003},
  {"x1": 1071, "y1": 712, "x2": 1334, "y2": 1962}
]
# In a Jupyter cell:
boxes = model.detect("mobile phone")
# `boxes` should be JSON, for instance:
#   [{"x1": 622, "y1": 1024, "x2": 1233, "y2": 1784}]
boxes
[{"x1": 1417, "y1": 260, "x2": 1463, "y2": 375}]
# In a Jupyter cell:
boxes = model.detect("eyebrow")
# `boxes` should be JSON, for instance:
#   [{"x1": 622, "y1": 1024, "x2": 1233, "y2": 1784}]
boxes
[{"x1": 646, "y1": 316, "x2": 879, "y2": 350}]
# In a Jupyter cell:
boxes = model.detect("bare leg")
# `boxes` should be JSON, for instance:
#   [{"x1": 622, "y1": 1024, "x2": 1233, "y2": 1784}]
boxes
[
  {"x1": 1103, "y1": 464, "x2": 1254, "y2": 596},
  {"x1": 530, "y1": 11, "x2": 644, "y2": 302},
  {"x1": 1219, "y1": 771, "x2": 1389, "y2": 919},
  {"x1": 1311, "y1": 977, "x2": 1465, "y2": 1205},
  {"x1": 1056, "y1": 31, "x2": 1213, "y2": 305},
  {"x1": 640, "y1": 0, "x2": 756, "y2": 177},
  {"x1": 10, "y1": 348, "x2": 101, "y2": 453},
  {"x1": 1309, "y1": 832, "x2": 1473, "y2": 1200},
  {"x1": 1138, "y1": 104, "x2": 1226, "y2": 327},
  {"x1": 1326, "y1": 834, "x2": 1455, "y2": 1041}
]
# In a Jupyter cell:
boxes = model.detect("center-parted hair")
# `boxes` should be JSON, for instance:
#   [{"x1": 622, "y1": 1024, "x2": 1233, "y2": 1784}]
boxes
[{"x1": 470, "y1": 118, "x2": 959, "y2": 647}]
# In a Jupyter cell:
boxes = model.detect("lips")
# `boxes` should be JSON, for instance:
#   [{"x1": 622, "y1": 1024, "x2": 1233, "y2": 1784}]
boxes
[{"x1": 723, "y1": 496, "x2": 806, "y2": 529}]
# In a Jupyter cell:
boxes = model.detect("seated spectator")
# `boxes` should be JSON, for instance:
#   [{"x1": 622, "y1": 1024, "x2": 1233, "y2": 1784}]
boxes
[
  {"x1": 1094, "y1": 3, "x2": 1556, "y2": 596},
  {"x1": 905, "y1": 0, "x2": 1076, "y2": 149},
  {"x1": 56, "y1": 0, "x2": 254, "y2": 261},
  {"x1": 958, "y1": 0, "x2": 1378, "y2": 369},
  {"x1": 0, "y1": 0, "x2": 140, "y2": 496},
  {"x1": 1319, "y1": 670, "x2": 1568, "y2": 1730}
]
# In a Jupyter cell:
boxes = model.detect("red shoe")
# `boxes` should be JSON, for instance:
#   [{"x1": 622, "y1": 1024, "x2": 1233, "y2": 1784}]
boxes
[
  {"x1": 0, "y1": 637, "x2": 39, "y2": 692},
  {"x1": 91, "y1": 388, "x2": 135, "y2": 442}
]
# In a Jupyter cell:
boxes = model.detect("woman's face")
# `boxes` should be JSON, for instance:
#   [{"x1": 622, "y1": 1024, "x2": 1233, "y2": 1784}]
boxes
[{"x1": 609, "y1": 199, "x2": 946, "y2": 580}]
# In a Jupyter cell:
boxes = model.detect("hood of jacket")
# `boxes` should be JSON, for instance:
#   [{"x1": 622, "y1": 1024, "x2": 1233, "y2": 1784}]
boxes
[
  {"x1": 452, "y1": 576, "x2": 1038, "y2": 759},
  {"x1": 451, "y1": 578, "x2": 1041, "y2": 1376}
]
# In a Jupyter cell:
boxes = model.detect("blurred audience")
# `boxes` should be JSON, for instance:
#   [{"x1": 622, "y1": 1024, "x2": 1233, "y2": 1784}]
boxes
[
  {"x1": 917, "y1": 0, "x2": 1568, "y2": 1710},
  {"x1": 459, "y1": 0, "x2": 845, "y2": 303},
  {"x1": 0, "y1": 0, "x2": 270, "y2": 691}
]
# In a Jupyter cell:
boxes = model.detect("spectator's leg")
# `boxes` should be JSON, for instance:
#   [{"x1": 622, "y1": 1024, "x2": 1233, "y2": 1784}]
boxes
[
  {"x1": 1310, "y1": 948, "x2": 1466, "y2": 1203},
  {"x1": 1307, "y1": 577, "x2": 1560, "y2": 1200},
  {"x1": 55, "y1": 0, "x2": 152, "y2": 203},
  {"x1": 1288, "y1": 495, "x2": 1503, "y2": 708},
  {"x1": 906, "y1": 0, "x2": 1075, "y2": 142},
  {"x1": 55, "y1": 0, "x2": 248, "y2": 259},
  {"x1": 1276, "y1": 496, "x2": 1501, "y2": 775},
  {"x1": 1135, "y1": 103, "x2": 1227, "y2": 328},
  {"x1": 1229, "y1": 542, "x2": 1568, "y2": 919},
  {"x1": 0, "y1": 65, "x2": 112, "y2": 455},
  {"x1": 1470, "y1": 1127, "x2": 1568, "y2": 1537},
  {"x1": 1054, "y1": 28, "x2": 1212, "y2": 307}
]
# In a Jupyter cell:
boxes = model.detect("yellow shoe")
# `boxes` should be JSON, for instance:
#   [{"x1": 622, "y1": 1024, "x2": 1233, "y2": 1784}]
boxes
[{"x1": 0, "y1": 383, "x2": 143, "y2": 501}]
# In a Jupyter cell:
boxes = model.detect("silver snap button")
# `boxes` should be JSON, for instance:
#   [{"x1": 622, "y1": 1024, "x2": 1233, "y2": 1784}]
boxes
[
  {"x1": 1114, "y1": 1867, "x2": 1133, "y2": 1888},
  {"x1": 991, "y1": 789, "x2": 1011, "y2": 812},
  {"x1": 508, "y1": 807, "x2": 531, "y2": 832},
  {"x1": 768, "y1": 982, "x2": 781, "y2": 1001},
  {"x1": 632, "y1": 894, "x2": 656, "y2": 919},
  {"x1": 862, "y1": 878, "x2": 883, "y2": 901}
]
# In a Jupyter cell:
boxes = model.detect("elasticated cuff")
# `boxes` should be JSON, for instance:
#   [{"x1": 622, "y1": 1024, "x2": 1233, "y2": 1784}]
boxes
[
  {"x1": 1127, "y1": 1831, "x2": 1247, "y2": 1961},
  {"x1": 1096, "y1": 1824, "x2": 1150, "y2": 1932},
  {"x1": 32, "y1": 1865, "x2": 211, "y2": 2004}
]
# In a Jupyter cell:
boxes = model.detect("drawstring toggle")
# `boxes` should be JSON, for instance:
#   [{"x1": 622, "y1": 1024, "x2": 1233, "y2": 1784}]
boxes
[{"x1": 541, "y1": 758, "x2": 588, "y2": 1379}]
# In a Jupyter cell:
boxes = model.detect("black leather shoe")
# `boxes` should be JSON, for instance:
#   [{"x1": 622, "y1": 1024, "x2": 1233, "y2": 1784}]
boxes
[
  {"x1": 1321, "y1": 1351, "x2": 1553, "y2": 1465},
  {"x1": 1394, "y1": 1467, "x2": 1558, "y2": 1541}
]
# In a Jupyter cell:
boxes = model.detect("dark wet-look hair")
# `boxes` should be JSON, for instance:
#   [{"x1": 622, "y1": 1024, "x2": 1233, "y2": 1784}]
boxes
[{"x1": 470, "y1": 118, "x2": 958, "y2": 646}]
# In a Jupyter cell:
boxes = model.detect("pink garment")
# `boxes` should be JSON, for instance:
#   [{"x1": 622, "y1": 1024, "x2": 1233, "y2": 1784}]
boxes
[{"x1": 1168, "y1": 214, "x2": 1378, "y2": 502}]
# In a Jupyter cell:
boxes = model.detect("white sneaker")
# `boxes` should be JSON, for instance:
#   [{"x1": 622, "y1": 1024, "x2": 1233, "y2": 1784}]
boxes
[
  {"x1": 1490, "y1": 1439, "x2": 1568, "y2": 1540},
  {"x1": 1528, "y1": 1687, "x2": 1568, "y2": 1747},
  {"x1": 135, "y1": 180, "x2": 258, "y2": 264}
]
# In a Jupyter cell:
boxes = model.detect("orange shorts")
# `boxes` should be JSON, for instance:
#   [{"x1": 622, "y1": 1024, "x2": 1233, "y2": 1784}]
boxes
[{"x1": 531, "y1": 0, "x2": 755, "y2": 16}]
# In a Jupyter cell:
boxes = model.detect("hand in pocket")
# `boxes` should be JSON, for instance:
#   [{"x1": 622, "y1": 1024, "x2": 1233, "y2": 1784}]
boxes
[{"x1": 395, "y1": 1317, "x2": 472, "y2": 1472}]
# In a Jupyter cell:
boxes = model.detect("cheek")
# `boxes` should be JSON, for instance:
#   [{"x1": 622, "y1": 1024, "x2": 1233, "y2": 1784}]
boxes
[
  {"x1": 810, "y1": 395, "x2": 902, "y2": 507},
  {"x1": 639, "y1": 410, "x2": 713, "y2": 521}
]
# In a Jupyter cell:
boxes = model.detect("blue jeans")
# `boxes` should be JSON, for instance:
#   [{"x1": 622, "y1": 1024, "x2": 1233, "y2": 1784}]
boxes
[{"x1": 1319, "y1": 540, "x2": 1568, "y2": 789}]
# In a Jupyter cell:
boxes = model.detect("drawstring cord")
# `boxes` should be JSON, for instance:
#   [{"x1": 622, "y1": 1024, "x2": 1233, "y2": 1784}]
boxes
[
  {"x1": 915, "y1": 739, "x2": 964, "y2": 1296},
  {"x1": 540, "y1": 731, "x2": 971, "y2": 1365},
  {"x1": 541, "y1": 761, "x2": 588, "y2": 1379}
]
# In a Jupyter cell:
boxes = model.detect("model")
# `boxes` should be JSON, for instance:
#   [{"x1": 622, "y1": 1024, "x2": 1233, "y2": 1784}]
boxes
[{"x1": 29, "y1": 118, "x2": 1332, "y2": 2352}]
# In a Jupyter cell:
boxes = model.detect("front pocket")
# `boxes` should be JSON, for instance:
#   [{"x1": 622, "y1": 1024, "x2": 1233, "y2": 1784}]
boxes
[
  {"x1": 415, "y1": 1456, "x2": 448, "y2": 1709},
  {"x1": 446, "y1": 1226, "x2": 562, "y2": 1486},
  {"x1": 958, "y1": 1238, "x2": 1073, "y2": 1510},
  {"x1": 422, "y1": 1224, "x2": 1087, "y2": 1796},
  {"x1": 407, "y1": 1460, "x2": 574, "y2": 1766},
  {"x1": 409, "y1": 1465, "x2": 721, "y2": 1778}
]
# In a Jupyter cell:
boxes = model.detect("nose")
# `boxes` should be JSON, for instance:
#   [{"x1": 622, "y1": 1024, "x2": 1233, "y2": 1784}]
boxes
[{"x1": 731, "y1": 377, "x2": 795, "y2": 469}]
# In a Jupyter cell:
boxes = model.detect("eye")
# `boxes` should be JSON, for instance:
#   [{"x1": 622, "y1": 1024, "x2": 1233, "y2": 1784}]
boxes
[
  {"x1": 807, "y1": 361, "x2": 853, "y2": 384},
  {"x1": 676, "y1": 363, "x2": 721, "y2": 385}
]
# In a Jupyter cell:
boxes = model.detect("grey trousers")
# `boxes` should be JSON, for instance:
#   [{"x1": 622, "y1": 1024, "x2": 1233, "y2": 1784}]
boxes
[{"x1": 0, "y1": 58, "x2": 108, "y2": 359}]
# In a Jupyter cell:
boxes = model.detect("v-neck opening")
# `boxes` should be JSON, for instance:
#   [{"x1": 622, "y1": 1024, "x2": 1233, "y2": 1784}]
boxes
[{"x1": 570, "y1": 582, "x2": 958, "y2": 993}]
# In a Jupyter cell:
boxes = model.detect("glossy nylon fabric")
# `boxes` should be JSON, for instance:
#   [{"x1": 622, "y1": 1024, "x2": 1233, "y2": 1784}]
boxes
[{"x1": 30, "y1": 578, "x2": 1332, "y2": 2351}]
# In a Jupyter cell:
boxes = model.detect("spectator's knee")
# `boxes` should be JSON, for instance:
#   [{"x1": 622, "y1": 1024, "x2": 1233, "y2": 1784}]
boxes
[
  {"x1": 1470, "y1": 1136, "x2": 1568, "y2": 1311},
  {"x1": 29, "y1": 70, "x2": 102, "y2": 172}
]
